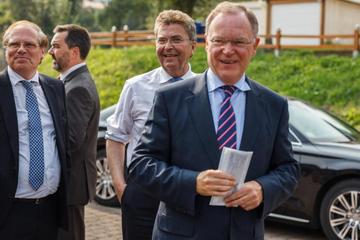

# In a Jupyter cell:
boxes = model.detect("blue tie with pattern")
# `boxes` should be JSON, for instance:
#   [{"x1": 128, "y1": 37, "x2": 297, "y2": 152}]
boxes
[
  {"x1": 169, "y1": 77, "x2": 182, "y2": 83},
  {"x1": 22, "y1": 80, "x2": 44, "y2": 190},
  {"x1": 217, "y1": 85, "x2": 237, "y2": 149}
]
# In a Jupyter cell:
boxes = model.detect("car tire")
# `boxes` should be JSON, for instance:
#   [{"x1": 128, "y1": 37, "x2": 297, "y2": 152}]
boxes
[
  {"x1": 320, "y1": 179, "x2": 360, "y2": 240},
  {"x1": 95, "y1": 148, "x2": 120, "y2": 207}
]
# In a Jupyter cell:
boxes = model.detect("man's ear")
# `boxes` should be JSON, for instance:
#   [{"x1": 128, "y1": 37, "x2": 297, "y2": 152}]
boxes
[
  {"x1": 39, "y1": 47, "x2": 46, "y2": 64},
  {"x1": 205, "y1": 34, "x2": 209, "y2": 52},
  {"x1": 251, "y1": 37, "x2": 260, "y2": 57},
  {"x1": 71, "y1": 46, "x2": 81, "y2": 59}
]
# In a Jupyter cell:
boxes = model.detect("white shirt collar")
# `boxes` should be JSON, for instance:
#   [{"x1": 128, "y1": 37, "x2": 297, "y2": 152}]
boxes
[
  {"x1": 59, "y1": 62, "x2": 86, "y2": 82},
  {"x1": 158, "y1": 64, "x2": 193, "y2": 84},
  {"x1": 206, "y1": 68, "x2": 250, "y2": 93},
  {"x1": 8, "y1": 66, "x2": 40, "y2": 86}
]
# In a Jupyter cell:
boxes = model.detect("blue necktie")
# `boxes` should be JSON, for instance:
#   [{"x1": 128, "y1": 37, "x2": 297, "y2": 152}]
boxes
[
  {"x1": 217, "y1": 85, "x2": 237, "y2": 149},
  {"x1": 169, "y1": 77, "x2": 182, "y2": 83},
  {"x1": 22, "y1": 80, "x2": 44, "y2": 190}
]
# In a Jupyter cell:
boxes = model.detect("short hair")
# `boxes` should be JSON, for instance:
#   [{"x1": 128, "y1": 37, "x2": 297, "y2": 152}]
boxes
[
  {"x1": 205, "y1": 1, "x2": 259, "y2": 37},
  {"x1": 53, "y1": 24, "x2": 91, "y2": 60},
  {"x1": 2, "y1": 20, "x2": 48, "y2": 48},
  {"x1": 154, "y1": 10, "x2": 196, "y2": 41}
]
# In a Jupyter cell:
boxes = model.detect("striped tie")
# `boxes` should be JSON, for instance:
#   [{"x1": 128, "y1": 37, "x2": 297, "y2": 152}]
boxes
[{"x1": 217, "y1": 85, "x2": 237, "y2": 150}]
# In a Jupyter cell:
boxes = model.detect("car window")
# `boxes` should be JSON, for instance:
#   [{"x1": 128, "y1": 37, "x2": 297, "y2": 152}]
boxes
[
  {"x1": 100, "y1": 105, "x2": 116, "y2": 122},
  {"x1": 289, "y1": 130, "x2": 301, "y2": 145},
  {"x1": 289, "y1": 100, "x2": 360, "y2": 143}
]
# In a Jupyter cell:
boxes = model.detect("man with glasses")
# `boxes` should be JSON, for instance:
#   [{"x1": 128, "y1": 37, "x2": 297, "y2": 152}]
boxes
[
  {"x1": 0, "y1": 20, "x2": 68, "y2": 239},
  {"x1": 106, "y1": 10, "x2": 196, "y2": 240},
  {"x1": 128, "y1": 2, "x2": 300, "y2": 239}
]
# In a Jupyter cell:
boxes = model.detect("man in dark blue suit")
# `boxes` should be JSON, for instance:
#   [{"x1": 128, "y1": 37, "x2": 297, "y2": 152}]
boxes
[
  {"x1": 129, "y1": 2, "x2": 300, "y2": 239},
  {"x1": 0, "y1": 20, "x2": 68, "y2": 239}
]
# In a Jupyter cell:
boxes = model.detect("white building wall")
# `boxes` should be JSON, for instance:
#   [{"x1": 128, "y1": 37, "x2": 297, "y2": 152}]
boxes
[
  {"x1": 271, "y1": 1, "x2": 321, "y2": 45},
  {"x1": 325, "y1": 0, "x2": 360, "y2": 44}
]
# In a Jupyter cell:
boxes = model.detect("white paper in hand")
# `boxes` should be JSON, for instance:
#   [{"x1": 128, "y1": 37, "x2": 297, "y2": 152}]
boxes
[{"x1": 209, "y1": 147, "x2": 253, "y2": 206}]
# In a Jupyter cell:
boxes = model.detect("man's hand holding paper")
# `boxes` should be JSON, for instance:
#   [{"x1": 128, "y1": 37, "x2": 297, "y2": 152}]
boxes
[
  {"x1": 196, "y1": 169, "x2": 236, "y2": 196},
  {"x1": 209, "y1": 147, "x2": 256, "y2": 206},
  {"x1": 224, "y1": 180, "x2": 263, "y2": 210}
]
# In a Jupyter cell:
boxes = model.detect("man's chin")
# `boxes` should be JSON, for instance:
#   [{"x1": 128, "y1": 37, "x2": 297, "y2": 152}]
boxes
[{"x1": 52, "y1": 63, "x2": 61, "y2": 72}]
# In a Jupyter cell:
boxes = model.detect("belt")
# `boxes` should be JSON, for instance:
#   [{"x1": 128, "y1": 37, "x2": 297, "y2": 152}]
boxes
[{"x1": 13, "y1": 193, "x2": 56, "y2": 205}]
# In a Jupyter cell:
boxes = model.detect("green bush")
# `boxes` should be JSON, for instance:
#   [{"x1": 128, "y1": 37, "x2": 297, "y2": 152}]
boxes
[{"x1": 39, "y1": 47, "x2": 360, "y2": 130}]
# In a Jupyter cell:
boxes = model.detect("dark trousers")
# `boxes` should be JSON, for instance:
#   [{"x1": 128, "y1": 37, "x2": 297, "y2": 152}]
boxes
[
  {"x1": 121, "y1": 183, "x2": 159, "y2": 240},
  {"x1": 0, "y1": 194, "x2": 58, "y2": 240},
  {"x1": 58, "y1": 205, "x2": 85, "y2": 240}
]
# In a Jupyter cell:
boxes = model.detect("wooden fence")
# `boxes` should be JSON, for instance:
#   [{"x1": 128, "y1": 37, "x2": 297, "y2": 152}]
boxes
[{"x1": 90, "y1": 27, "x2": 360, "y2": 57}]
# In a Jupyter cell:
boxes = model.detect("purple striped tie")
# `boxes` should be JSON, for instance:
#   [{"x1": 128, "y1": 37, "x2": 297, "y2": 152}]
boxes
[{"x1": 217, "y1": 85, "x2": 237, "y2": 150}]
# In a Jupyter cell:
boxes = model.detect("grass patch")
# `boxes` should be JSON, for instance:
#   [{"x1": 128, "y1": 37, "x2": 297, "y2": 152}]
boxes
[{"x1": 39, "y1": 47, "x2": 360, "y2": 130}]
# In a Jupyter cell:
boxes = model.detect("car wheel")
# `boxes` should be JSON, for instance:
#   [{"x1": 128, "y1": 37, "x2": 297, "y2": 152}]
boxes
[
  {"x1": 320, "y1": 179, "x2": 360, "y2": 240},
  {"x1": 95, "y1": 149, "x2": 120, "y2": 207}
]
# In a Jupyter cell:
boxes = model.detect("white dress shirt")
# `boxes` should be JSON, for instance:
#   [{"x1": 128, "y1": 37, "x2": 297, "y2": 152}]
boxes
[
  {"x1": 8, "y1": 66, "x2": 61, "y2": 198},
  {"x1": 106, "y1": 66, "x2": 196, "y2": 167},
  {"x1": 206, "y1": 68, "x2": 251, "y2": 149}
]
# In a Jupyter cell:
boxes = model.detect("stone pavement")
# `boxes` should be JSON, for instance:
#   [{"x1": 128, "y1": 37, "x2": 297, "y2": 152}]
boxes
[
  {"x1": 85, "y1": 202, "x2": 326, "y2": 240},
  {"x1": 85, "y1": 203, "x2": 122, "y2": 240}
]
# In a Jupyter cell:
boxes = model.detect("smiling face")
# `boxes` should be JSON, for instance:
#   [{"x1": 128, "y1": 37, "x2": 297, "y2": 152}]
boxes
[
  {"x1": 156, "y1": 23, "x2": 196, "y2": 77},
  {"x1": 5, "y1": 26, "x2": 45, "y2": 79},
  {"x1": 205, "y1": 12, "x2": 259, "y2": 85}
]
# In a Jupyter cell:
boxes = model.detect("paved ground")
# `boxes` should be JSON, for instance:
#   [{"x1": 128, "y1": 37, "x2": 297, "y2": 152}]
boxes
[{"x1": 85, "y1": 202, "x2": 326, "y2": 240}]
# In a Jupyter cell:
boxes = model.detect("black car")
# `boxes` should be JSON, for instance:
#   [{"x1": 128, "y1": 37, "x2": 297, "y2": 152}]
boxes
[
  {"x1": 95, "y1": 104, "x2": 118, "y2": 206},
  {"x1": 95, "y1": 99, "x2": 360, "y2": 240}
]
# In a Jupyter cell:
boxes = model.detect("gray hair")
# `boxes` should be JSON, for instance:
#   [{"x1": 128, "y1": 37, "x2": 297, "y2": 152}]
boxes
[
  {"x1": 2, "y1": 20, "x2": 48, "y2": 48},
  {"x1": 205, "y1": 1, "x2": 259, "y2": 37},
  {"x1": 154, "y1": 10, "x2": 196, "y2": 41}
]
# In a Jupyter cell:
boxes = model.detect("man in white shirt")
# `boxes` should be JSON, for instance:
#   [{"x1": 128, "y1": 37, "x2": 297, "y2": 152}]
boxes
[
  {"x1": 0, "y1": 20, "x2": 68, "y2": 240},
  {"x1": 106, "y1": 10, "x2": 197, "y2": 240},
  {"x1": 48, "y1": 24, "x2": 100, "y2": 240}
]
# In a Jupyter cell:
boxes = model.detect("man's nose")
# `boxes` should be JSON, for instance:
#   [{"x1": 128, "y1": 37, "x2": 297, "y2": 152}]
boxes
[
  {"x1": 222, "y1": 42, "x2": 235, "y2": 54},
  {"x1": 163, "y1": 40, "x2": 174, "y2": 49},
  {"x1": 16, "y1": 45, "x2": 27, "y2": 53}
]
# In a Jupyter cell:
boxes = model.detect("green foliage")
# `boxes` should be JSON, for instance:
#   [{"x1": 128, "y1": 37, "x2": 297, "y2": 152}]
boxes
[
  {"x1": 0, "y1": 0, "x2": 104, "y2": 35},
  {"x1": 193, "y1": 0, "x2": 223, "y2": 21},
  {"x1": 98, "y1": 0, "x2": 151, "y2": 30},
  {"x1": 247, "y1": 50, "x2": 360, "y2": 130},
  {"x1": 0, "y1": 0, "x2": 208, "y2": 34},
  {"x1": 0, "y1": 1, "x2": 12, "y2": 33},
  {"x1": 38, "y1": 47, "x2": 360, "y2": 130}
]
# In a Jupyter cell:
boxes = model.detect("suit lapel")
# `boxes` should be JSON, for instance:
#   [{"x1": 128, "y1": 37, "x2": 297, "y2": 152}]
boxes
[
  {"x1": 0, "y1": 70, "x2": 19, "y2": 167},
  {"x1": 186, "y1": 72, "x2": 220, "y2": 168},
  {"x1": 63, "y1": 65, "x2": 88, "y2": 84},
  {"x1": 39, "y1": 75, "x2": 61, "y2": 137},
  {"x1": 240, "y1": 77, "x2": 263, "y2": 151}
]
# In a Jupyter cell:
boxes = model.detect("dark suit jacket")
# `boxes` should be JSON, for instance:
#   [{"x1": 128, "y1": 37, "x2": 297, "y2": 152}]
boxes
[
  {"x1": 128, "y1": 72, "x2": 300, "y2": 240},
  {"x1": 64, "y1": 65, "x2": 100, "y2": 205},
  {"x1": 0, "y1": 69, "x2": 69, "y2": 229}
]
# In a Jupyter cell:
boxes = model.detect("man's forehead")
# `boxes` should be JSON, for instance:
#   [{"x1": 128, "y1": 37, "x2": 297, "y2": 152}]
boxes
[
  {"x1": 51, "y1": 32, "x2": 67, "y2": 43},
  {"x1": 158, "y1": 23, "x2": 186, "y2": 31},
  {"x1": 8, "y1": 26, "x2": 38, "y2": 40}
]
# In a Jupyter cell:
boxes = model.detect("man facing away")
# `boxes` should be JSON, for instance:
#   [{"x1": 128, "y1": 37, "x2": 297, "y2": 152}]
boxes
[
  {"x1": 48, "y1": 24, "x2": 100, "y2": 240},
  {"x1": 106, "y1": 10, "x2": 197, "y2": 240},
  {"x1": 0, "y1": 20, "x2": 69, "y2": 240},
  {"x1": 128, "y1": 2, "x2": 300, "y2": 240}
]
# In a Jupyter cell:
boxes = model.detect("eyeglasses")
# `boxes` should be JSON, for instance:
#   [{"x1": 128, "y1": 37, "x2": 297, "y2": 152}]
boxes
[
  {"x1": 6, "y1": 41, "x2": 39, "y2": 50},
  {"x1": 156, "y1": 36, "x2": 190, "y2": 46},
  {"x1": 209, "y1": 37, "x2": 254, "y2": 48}
]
